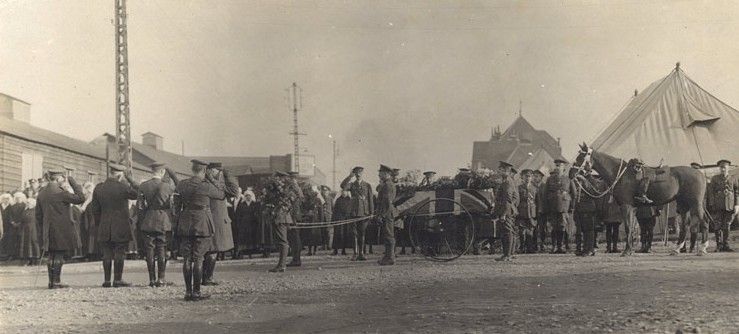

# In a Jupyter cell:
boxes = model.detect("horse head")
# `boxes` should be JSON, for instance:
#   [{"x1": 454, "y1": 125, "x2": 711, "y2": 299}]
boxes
[{"x1": 573, "y1": 142, "x2": 594, "y2": 175}]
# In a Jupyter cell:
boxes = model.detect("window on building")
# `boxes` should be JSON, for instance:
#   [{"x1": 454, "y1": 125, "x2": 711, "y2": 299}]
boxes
[{"x1": 21, "y1": 151, "x2": 43, "y2": 189}]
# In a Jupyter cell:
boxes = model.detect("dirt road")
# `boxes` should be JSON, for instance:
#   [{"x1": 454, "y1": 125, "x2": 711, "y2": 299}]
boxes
[{"x1": 1, "y1": 246, "x2": 738, "y2": 333}]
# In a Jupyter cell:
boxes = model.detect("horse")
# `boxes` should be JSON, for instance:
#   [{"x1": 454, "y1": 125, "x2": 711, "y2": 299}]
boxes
[{"x1": 572, "y1": 143, "x2": 709, "y2": 256}]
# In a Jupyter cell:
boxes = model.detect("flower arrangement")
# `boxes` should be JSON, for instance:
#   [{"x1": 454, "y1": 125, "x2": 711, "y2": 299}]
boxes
[{"x1": 261, "y1": 176, "x2": 303, "y2": 217}]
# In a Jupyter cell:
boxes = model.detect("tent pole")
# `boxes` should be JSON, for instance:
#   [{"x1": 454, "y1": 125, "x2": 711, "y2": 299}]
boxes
[{"x1": 663, "y1": 202, "x2": 670, "y2": 246}]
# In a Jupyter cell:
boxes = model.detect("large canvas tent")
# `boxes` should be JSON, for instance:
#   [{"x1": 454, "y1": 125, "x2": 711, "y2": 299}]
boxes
[{"x1": 591, "y1": 64, "x2": 739, "y2": 166}]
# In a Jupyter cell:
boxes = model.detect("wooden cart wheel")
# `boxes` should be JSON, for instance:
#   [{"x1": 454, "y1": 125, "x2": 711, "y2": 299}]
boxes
[{"x1": 406, "y1": 198, "x2": 475, "y2": 262}]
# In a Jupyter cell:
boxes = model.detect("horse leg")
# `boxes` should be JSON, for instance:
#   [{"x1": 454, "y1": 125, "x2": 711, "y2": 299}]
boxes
[
  {"x1": 620, "y1": 205, "x2": 636, "y2": 257},
  {"x1": 670, "y1": 212, "x2": 689, "y2": 255}
]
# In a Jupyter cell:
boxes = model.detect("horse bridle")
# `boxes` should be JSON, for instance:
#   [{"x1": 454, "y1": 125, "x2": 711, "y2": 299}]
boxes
[{"x1": 573, "y1": 147, "x2": 594, "y2": 177}]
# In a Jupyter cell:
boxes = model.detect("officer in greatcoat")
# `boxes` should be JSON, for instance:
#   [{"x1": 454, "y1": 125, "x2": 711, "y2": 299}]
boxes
[
  {"x1": 137, "y1": 162, "x2": 179, "y2": 287},
  {"x1": 418, "y1": 171, "x2": 436, "y2": 189},
  {"x1": 492, "y1": 161, "x2": 518, "y2": 261},
  {"x1": 201, "y1": 162, "x2": 239, "y2": 285},
  {"x1": 540, "y1": 159, "x2": 575, "y2": 254},
  {"x1": 89, "y1": 163, "x2": 139, "y2": 287},
  {"x1": 174, "y1": 159, "x2": 228, "y2": 301},
  {"x1": 340, "y1": 166, "x2": 374, "y2": 261},
  {"x1": 708, "y1": 159, "x2": 738, "y2": 252},
  {"x1": 517, "y1": 169, "x2": 538, "y2": 254},
  {"x1": 377, "y1": 164, "x2": 398, "y2": 265},
  {"x1": 36, "y1": 168, "x2": 85, "y2": 289}
]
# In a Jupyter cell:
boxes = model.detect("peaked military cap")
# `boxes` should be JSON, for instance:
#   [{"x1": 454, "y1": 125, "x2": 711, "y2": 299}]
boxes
[
  {"x1": 108, "y1": 162, "x2": 126, "y2": 172},
  {"x1": 458, "y1": 167, "x2": 471, "y2": 173},
  {"x1": 717, "y1": 159, "x2": 731, "y2": 166},
  {"x1": 423, "y1": 171, "x2": 437, "y2": 176},
  {"x1": 47, "y1": 168, "x2": 66, "y2": 176},
  {"x1": 207, "y1": 162, "x2": 222, "y2": 169},
  {"x1": 191, "y1": 159, "x2": 209, "y2": 167},
  {"x1": 149, "y1": 162, "x2": 166, "y2": 170},
  {"x1": 352, "y1": 166, "x2": 364, "y2": 173},
  {"x1": 498, "y1": 161, "x2": 513, "y2": 168},
  {"x1": 379, "y1": 164, "x2": 393, "y2": 173}
]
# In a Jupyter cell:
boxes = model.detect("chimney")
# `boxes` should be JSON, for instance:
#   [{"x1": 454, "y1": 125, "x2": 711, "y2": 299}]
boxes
[
  {"x1": 0, "y1": 93, "x2": 31, "y2": 123},
  {"x1": 142, "y1": 132, "x2": 163, "y2": 150}
]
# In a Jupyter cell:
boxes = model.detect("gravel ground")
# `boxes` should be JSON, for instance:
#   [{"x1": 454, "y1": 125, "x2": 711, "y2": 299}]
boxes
[{"x1": 1, "y1": 245, "x2": 738, "y2": 333}]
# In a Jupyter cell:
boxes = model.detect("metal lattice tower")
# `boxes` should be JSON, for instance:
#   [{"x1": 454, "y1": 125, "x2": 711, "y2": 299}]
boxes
[
  {"x1": 114, "y1": 0, "x2": 132, "y2": 169},
  {"x1": 288, "y1": 82, "x2": 306, "y2": 173}
]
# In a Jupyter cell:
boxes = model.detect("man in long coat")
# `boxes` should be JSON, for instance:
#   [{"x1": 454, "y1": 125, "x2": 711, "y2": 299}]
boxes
[
  {"x1": 202, "y1": 162, "x2": 239, "y2": 285},
  {"x1": 89, "y1": 163, "x2": 139, "y2": 287},
  {"x1": 377, "y1": 165, "x2": 398, "y2": 265},
  {"x1": 540, "y1": 159, "x2": 575, "y2": 254},
  {"x1": 138, "y1": 162, "x2": 179, "y2": 287},
  {"x1": 493, "y1": 161, "x2": 519, "y2": 261},
  {"x1": 340, "y1": 166, "x2": 374, "y2": 261},
  {"x1": 36, "y1": 168, "x2": 85, "y2": 288}
]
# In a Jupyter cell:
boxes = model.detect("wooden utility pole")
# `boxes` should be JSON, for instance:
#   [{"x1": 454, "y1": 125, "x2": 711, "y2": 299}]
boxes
[{"x1": 114, "y1": 0, "x2": 132, "y2": 169}]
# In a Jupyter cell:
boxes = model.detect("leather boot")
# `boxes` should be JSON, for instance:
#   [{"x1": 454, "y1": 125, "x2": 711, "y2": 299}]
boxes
[
  {"x1": 146, "y1": 259, "x2": 157, "y2": 287},
  {"x1": 202, "y1": 256, "x2": 219, "y2": 286},
  {"x1": 269, "y1": 245, "x2": 288, "y2": 272},
  {"x1": 723, "y1": 228, "x2": 734, "y2": 252},
  {"x1": 183, "y1": 258, "x2": 193, "y2": 301},
  {"x1": 113, "y1": 260, "x2": 131, "y2": 287},
  {"x1": 53, "y1": 262, "x2": 69, "y2": 288},
  {"x1": 191, "y1": 260, "x2": 210, "y2": 301},
  {"x1": 378, "y1": 243, "x2": 395, "y2": 265},
  {"x1": 47, "y1": 262, "x2": 55, "y2": 289},
  {"x1": 612, "y1": 229, "x2": 621, "y2": 253},
  {"x1": 156, "y1": 259, "x2": 173, "y2": 286},
  {"x1": 102, "y1": 260, "x2": 112, "y2": 287}
]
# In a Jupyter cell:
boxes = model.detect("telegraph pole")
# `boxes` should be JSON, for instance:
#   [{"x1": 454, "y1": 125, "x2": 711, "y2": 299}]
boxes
[
  {"x1": 114, "y1": 0, "x2": 132, "y2": 169},
  {"x1": 288, "y1": 82, "x2": 306, "y2": 174},
  {"x1": 329, "y1": 134, "x2": 337, "y2": 189}
]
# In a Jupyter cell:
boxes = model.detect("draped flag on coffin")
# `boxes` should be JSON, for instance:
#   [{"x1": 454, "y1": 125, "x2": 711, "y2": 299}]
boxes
[{"x1": 394, "y1": 189, "x2": 494, "y2": 217}]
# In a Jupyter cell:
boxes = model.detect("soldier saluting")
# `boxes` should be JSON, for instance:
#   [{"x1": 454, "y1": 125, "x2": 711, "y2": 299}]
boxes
[
  {"x1": 174, "y1": 159, "x2": 229, "y2": 301},
  {"x1": 201, "y1": 162, "x2": 239, "y2": 286},
  {"x1": 36, "y1": 168, "x2": 86, "y2": 289},
  {"x1": 137, "y1": 162, "x2": 179, "y2": 287},
  {"x1": 708, "y1": 159, "x2": 738, "y2": 252},
  {"x1": 89, "y1": 163, "x2": 139, "y2": 288},
  {"x1": 340, "y1": 166, "x2": 374, "y2": 261}
]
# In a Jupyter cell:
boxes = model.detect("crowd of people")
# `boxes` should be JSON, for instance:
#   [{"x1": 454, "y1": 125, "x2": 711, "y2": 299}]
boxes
[{"x1": 4, "y1": 155, "x2": 736, "y2": 301}]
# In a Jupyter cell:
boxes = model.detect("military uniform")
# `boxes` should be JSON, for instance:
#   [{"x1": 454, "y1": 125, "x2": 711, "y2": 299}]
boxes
[
  {"x1": 202, "y1": 164, "x2": 239, "y2": 285},
  {"x1": 493, "y1": 164, "x2": 518, "y2": 261},
  {"x1": 635, "y1": 206, "x2": 660, "y2": 253},
  {"x1": 708, "y1": 169, "x2": 739, "y2": 252},
  {"x1": 517, "y1": 181, "x2": 537, "y2": 253},
  {"x1": 174, "y1": 160, "x2": 228, "y2": 300},
  {"x1": 573, "y1": 174, "x2": 603, "y2": 256},
  {"x1": 36, "y1": 173, "x2": 85, "y2": 288},
  {"x1": 137, "y1": 165, "x2": 179, "y2": 286},
  {"x1": 269, "y1": 171, "x2": 301, "y2": 272},
  {"x1": 340, "y1": 168, "x2": 374, "y2": 261},
  {"x1": 377, "y1": 165, "x2": 398, "y2": 265},
  {"x1": 602, "y1": 194, "x2": 622, "y2": 253},
  {"x1": 89, "y1": 167, "x2": 139, "y2": 287},
  {"x1": 541, "y1": 169, "x2": 574, "y2": 253}
]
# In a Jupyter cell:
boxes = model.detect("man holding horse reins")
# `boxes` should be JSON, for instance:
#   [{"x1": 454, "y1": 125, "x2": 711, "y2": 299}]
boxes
[
  {"x1": 629, "y1": 158, "x2": 654, "y2": 204},
  {"x1": 707, "y1": 159, "x2": 739, "y2": 252}
]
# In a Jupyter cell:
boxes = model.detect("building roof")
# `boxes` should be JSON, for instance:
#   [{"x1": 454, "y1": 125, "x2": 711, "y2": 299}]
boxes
[
  {"x1": 132, "y1": 141, "x2": 193, "y2": 176},
  {"x1": 591, "y1": 65, "x2": 739, "y2": 166},
  {"x1": 0, "y1": 117, "x2": 150, "y2": 171}
]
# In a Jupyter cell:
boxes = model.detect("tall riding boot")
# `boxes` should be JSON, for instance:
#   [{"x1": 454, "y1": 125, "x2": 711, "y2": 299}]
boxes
[
  {"x1": 612, "y1": 227, "x2": 621, "y2": 253},
  {"x1": 53, "y1": 258, "x2": 68, "y2": 288},
  {"x1": 202, "y1": 255, "x2": 218, "y2": 285},
  {"x1": 379, "y1": 243, "x2": 395, "y2": 265},
  {"x1": 496, "y1": 230, "x2": 511, "y2": 261},
  {"x1": 357, "y1": 236, "x2": 367, "y2": 261},
  {"x1": 47, "y1": 262, "x2": 55, "y2": 289},
  {"x1": 723, "y1": 227, "x2": 733, "y2": 251},
  {"x1": 191, "y1": 260, "x2": 210, "y2": 301},
  {"x1": 689, "y1": 232, "x2": 697, "y2": 252},
  {"x1": 550, "y1": 231, "x2": 558, "y2": 253},
  {"x1": 157, "y1": 259, "x2": 173, "y2": 286},
  {"x1": 113, "y1": 260, "x2": 130, "y2": 287},
  {"x1": 269, "y1": 245, "x2": 288, "y2": 272},
  {"x1": 605, "y1": 226, "x2": 613, "y2": 253},
  {"x1": 715, "y1": 232, "x2": 722, "y2": 252},
  {"x1": 183, "y1": 258, "x2": 193, "y2": 300},
  {"x1": 102, "y1": 260, "x2": 112, "y2": 287},
  {"x1": 146, "y1": 258, "x2": 157, "y2": 287}
]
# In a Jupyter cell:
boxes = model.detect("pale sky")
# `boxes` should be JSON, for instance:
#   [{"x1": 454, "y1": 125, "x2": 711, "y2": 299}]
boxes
[{"x1": 1, "y1": 0, "x2": 739, "y2": 185}]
